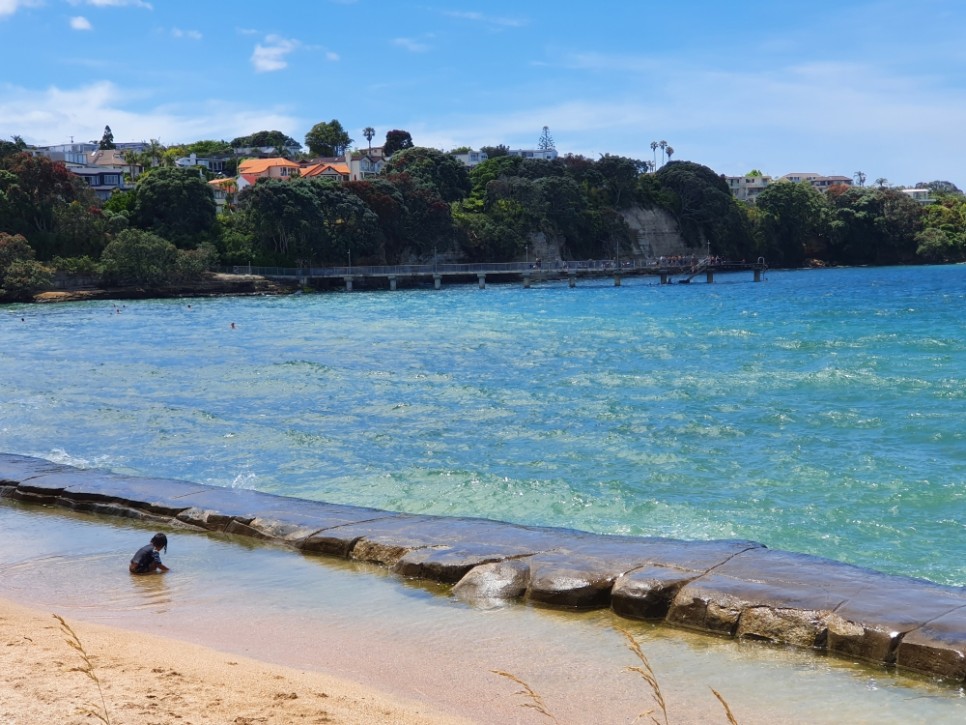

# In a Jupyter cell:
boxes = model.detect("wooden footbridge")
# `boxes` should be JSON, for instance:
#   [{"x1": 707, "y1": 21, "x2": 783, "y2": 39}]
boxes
[{"x1": 232, "y1": 257, "x2": 767, "y2": 292}]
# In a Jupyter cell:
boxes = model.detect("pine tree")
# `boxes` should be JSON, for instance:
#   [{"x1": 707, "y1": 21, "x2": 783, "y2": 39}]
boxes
[
  {"x1": 537, "y1": 125, "x2": 555, "y2": 151},
  {"x1": 99, "y1": 125, "x2": 116, "y2": 150}
]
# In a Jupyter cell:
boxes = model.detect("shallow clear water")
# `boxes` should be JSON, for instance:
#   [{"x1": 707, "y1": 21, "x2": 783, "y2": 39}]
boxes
[
  {"x1": 2, "y1": 503, "x2": 964, "y2": 724},
  {"x1": 2, "y1": 265, "x2": 966, "y2": 585}
]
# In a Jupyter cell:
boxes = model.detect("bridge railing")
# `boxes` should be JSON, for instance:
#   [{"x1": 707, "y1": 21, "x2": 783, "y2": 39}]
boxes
[{"x1": 227, "y1": 257, "x2": 764, "y2": 279}]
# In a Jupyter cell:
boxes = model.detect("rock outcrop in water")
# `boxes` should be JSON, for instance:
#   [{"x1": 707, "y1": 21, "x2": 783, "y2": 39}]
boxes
[{"x1": 2, "y1": 452, "x2": 964, "y2": 683}]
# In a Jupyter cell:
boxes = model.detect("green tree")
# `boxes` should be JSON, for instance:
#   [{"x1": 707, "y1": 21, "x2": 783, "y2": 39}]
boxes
[
  {"x1": 363, "y1": 127, "x2": 376, "y2": 152},
  {"x1": 654, "y1": 161, "x2": 751, "y2": 259},
  {"x1": 132, "y1": 167, "x2": 216, "y2": 247},
  {"x1": 538, "y1": 125, "x2": 555, "y2": 151},
  {"x1": 100, "y1": 228, "x2": 178, "y2": 285},
  {"x1": 0, "y1": 231, "x2": 49, "y2": 300},
  {"x1": 51, "y1": 201, "x2": 110, "y2": 259},
  {"x1": 0, "y1": 135, "x2": 27, "y2": 161},
  {"x1": 595, "y1": 155, "x2": 646, "y2": 208},
  {"x1": 755, "y1": 181, "x2": 830, "y2": 266},
  {"x1": 383, "y1": 130, "x2": 414, "y2": 157},
  {"x1": 382, "y1": 146, "x2": 471, "y2": 202},
  {"x1": 827, "y1": 187, "x2": 922, "y2": 265},
  {"x1": 230, "y1": 130, "x2": 301, "y2": 150},
  {"x1": 304, "y1": 120, "x2": 352, "y2": 157},
  {"x1": 1, "y1": 259, "x2": 51, "y2": 299},
  {"x1": 0, "y1": 153, "x2": 88, "y2": 237},
  {"x1": 914, "y1": 227, "x2": 956, "y2": 262},
  {"x1": 0, "y1": 231, "x2": 33, "y2": 271},
  {"x1": 98, "y1": 125, "x2": 116, "y2": 150},
  {"x1": 238, "y1": 178, "x2": 322, "y2": 260},
  {"x1": 468, "y1": 155, "x2": 523, "y2": 202},
  {"x1": 103, "y1": 188, "x2": 136, "y2": 215},
  {"x1": 480, "y1": 144, "x2": 509, "y2": 158},
  {"x1": 344, "y1": 178, "x2": 407, "y2": 263}
]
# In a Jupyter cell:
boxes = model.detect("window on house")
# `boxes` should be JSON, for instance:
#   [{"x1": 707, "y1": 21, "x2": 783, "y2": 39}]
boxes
[{"x1": 104, "y1": 174, "x2": 120, "y2": 185}]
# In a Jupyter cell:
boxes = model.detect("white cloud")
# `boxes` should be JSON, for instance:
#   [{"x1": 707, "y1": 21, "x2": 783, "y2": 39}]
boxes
[
  {"x1": 171, "y1": 27, "x2": 202, "y2": 41},
  {"x1": 69, "y1": 15, "x2": 92, "y2": 30},
  {"x1": 442, "y1": 10, "x2": 526, "y2": 29},
  {"x1": 392, "y1": 37, "x2": 430, "y2": 53},
  {"x1": 251, "y1": 34, "x2": 300, "y2": 73},
  {"x1": 325, "y1": 51, "x2": 340, "y2": 62},
  {"x1": 69, "y1": 0, "x2": 153, "y2": 8},
  {"x1": 0, "y1": 80, "x2": 301, "y2": 148},
  {"x1": 0, "y1": 0, "x2": 41, "y2": 18}
]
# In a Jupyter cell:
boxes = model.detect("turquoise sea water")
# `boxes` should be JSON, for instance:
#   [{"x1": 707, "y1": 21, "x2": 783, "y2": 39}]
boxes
[{"x1": 2, "y1": 265, "x2": 965, "y2": 585}]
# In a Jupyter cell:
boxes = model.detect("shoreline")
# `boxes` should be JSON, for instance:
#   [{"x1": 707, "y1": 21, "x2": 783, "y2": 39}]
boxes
[
  {"x1": 4, "y1": 501, "x2": 966, "y2": 724},
  {"x1": 0, "y1": 595, "x2": 465, "y2": 725},
  {"x1": 28, "y1": 273, "x2": 297, "y2": 304},
  {"x1": 3, "y1": 452, "x2": 966, "y2": 686}
]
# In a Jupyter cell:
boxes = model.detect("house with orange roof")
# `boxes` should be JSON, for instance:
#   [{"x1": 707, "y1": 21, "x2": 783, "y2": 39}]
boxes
[
  {"x1": 237, "y1": 157, "x2": 301, "y2": 179},
  {"x1": 301, "y1": 161, "x2": 350, "y2": 181}
]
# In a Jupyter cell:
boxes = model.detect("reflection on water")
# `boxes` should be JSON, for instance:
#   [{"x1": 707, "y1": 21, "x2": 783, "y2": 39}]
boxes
[{"x1": 1, "y1": 501, "x2": 964, "y2": 724}]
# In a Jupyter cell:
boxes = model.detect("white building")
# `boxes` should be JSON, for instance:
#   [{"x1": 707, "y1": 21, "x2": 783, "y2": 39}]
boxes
[
  {"x1": 724, "y1": 174, "x2": 773, "y2": 203},
  {"x1": 451, "y1": 149, "x2": 489, "y2": 167},
  {"x1": 899, "y1": 188, "x2": 935, "y2": 204},
  {"x1": 508, "y1": 148, "x2": 559, "y2": 161}
]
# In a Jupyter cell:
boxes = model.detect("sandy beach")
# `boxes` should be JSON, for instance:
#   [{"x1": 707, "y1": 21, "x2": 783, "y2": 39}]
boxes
[{"x1": 0, "y1": 596, "x2": 466, "y2": 725}]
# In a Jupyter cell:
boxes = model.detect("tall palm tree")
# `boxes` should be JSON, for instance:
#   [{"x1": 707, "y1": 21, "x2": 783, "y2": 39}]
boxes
[
  {"x1": 650, "y1": 141, "x2": 658, "y2": 169},
  {"x1": 659, "y1": 140, "x2": 667, "y2": 166},
  {"x1": 853, "y1": 171, "x2": 866, "y2": 187},
  {"x1": 665, "y1": 146, "x2": 674, "y2": 162},
  {"x1": 875, "y1": 177, "x2": 889, "y2": 188},
  {"x1": 363, "y1": 127, "x2": 375, "y2": 153}
]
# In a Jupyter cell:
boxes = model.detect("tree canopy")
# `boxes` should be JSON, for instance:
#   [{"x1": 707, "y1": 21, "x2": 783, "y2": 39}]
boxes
[
  {"x1": 132, "y1": 167, "x2": 216, "y2": 247},
  {"x1": 383, "y1": 146, "x2": 471, "y2": 203},
  {"x1": 383, "y1": 130, "x2": 414, "y2": 157},
  {"x1": 304, "y1": 119, "x2": 352, "y2": 157},
  {"x1": 230, "y1": 130, "x2": 301, "y2": 150},
  {"x1": 98, "y1": 125, "x2": 116, "y2": 150}
]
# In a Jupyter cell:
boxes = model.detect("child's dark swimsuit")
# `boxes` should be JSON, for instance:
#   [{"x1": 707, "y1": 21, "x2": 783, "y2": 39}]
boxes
[{"x1": 130, "y1": 544, "x2": 161, "y2": 573}]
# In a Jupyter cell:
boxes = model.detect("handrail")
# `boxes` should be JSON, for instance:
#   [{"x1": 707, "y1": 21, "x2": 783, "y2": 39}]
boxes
[{"x1": 228, "y1": 258, "x2": 766, "y2": 279}]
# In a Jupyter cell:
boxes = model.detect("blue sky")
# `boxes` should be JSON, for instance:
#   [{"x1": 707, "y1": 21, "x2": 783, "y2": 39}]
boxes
[{"x1": 2, "y1": 0, "x2": 965, "y2": 187}]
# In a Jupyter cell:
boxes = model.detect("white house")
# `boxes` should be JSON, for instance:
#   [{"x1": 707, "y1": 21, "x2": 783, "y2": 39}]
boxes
[
  {"x1": 451, "y1": 149, "x2": 489, "y2": 167},
  {"x1": 724, "y1": 174, "x2": 773, "y2": 203},
  {"x1": 508, "y1": 148, "x2": 558, "y2": 161}
]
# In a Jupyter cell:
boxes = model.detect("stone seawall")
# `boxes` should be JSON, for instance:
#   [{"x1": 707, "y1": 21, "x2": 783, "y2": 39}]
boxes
[{"x1": 2, "y1": 453, "x2": 965, "y2": 684}]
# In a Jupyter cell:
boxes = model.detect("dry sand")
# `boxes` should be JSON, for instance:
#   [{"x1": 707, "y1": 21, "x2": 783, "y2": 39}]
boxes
[{"x1": 0, "y1": 597, "x2": 467, "y2": 725}]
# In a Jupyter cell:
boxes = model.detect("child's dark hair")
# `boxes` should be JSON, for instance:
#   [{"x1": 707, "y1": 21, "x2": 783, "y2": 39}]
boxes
[{"x1": 151, "y1": 532, "x2": 168, "y2": 552}]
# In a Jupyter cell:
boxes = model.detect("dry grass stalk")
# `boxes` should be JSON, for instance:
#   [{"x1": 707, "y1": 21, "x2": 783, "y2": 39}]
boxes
[
  {"x1": 54, "y1": 613, "x2": 112, "y2": 725},
  {"x1": 711, "y1": 687, "x2": 740, "y2": 725},
  {"x1": 491, "y1": 669, "x2": 559, "y2": 723},
  {"x1": 618, "y1": 627, "x2": 668, "y2": 725}
]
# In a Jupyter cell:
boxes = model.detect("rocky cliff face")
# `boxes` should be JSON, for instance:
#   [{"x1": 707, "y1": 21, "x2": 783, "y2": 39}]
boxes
[
  {"x1": 527, "y1": 206, "x2": 692, "y2": 262},
  {"x1": 621, "y1": 206, "x2": 692, "y2": 259}
]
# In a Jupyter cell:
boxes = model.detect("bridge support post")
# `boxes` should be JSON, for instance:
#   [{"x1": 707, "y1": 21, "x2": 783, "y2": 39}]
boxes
[
  {"x1": 344, "y1": 275, "x2": 353, "y2": 292},
  {"x1": 754, "y1": 268, "x2": 762, "y2": 282},
  {"x1": 389, "y1": 276, "x2": 397, "y2": 291},
  {"x1": 477, "y1": 273, "x2": 486, "y2": 289},
  {"x1": 614, "y1": 273, "x2": 621, "y2": 287},
  {"x1": 523, "y1": 274, "x2": 530, "y2": 289},
  {"x1": 433, "y1": 274, "x2": 442, "y2": 290},
  {"x1": 569, "y1": 274, "x2": 576, "y2": 288},
  {"x1": 706, "y1": 270, "x2": 714, "y2": 284},
  {"x1": 660, "y1": 272, "x2": 669, "y2": 284}
]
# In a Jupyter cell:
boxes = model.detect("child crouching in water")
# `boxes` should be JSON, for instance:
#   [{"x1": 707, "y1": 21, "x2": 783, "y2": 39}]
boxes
[{"x1": 129, "y1": 532, "x2": 170, "y2": 574}]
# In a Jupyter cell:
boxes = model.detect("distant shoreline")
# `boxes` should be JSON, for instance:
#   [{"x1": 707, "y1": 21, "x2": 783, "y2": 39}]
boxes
[{"x1": 23, "y1": 272, "x2": 298, "y2": 305}]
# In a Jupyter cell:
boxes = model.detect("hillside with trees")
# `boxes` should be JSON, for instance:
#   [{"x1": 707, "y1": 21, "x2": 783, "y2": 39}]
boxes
[{"x1": 2, "y1": 129, "x2": 965, "y2": 301}]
